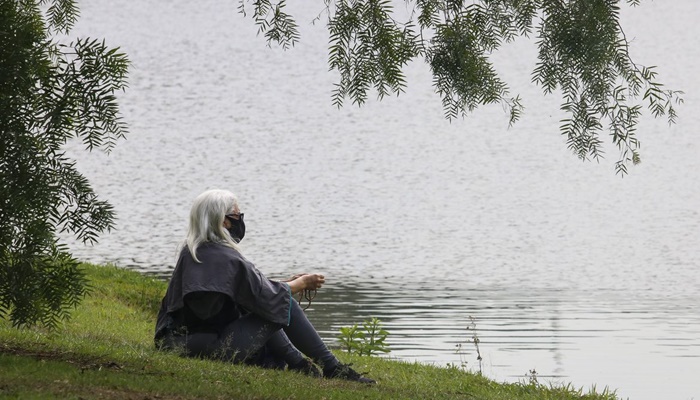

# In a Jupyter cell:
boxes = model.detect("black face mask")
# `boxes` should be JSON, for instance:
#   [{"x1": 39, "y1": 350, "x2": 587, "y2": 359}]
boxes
[{"x1": 226, "y1": 214, "x2": 245, "y2": 243}]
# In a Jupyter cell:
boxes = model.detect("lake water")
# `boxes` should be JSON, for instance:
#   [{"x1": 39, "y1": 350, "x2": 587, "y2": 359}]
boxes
[{"x1": 60, "y1": 1, "x2": 700, "y2": 399}]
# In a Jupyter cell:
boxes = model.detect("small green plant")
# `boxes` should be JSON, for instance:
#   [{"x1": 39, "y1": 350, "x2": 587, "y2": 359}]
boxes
[
  {"x1": 338, "y1": 317, "x2": 390, "y2": 356},
  {"x1": 338, "y1": 324, "x2": 363, "y2": 353}
]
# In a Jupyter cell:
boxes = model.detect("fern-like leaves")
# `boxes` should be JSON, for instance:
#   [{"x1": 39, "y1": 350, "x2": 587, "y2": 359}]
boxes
[{"x1": 237, "y1": 0, "x2": 682, "y2": 175}]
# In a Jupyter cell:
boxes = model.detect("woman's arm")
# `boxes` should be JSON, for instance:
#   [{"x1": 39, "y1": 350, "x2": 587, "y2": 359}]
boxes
[{"x1": 286, "y1": 273, "x2": 325, "y2": 295}]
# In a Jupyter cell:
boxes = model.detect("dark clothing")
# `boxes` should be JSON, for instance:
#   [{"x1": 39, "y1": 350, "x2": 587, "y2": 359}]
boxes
[
  {"x1": 154, "y1": 242, "x2": 338, "y2": 370},
  {"x1": 155, "y1": 243, "x2": 292, "y2": 342},
  {"x1": 160, "y1": 300, "x2": 337, "y2": 369}
]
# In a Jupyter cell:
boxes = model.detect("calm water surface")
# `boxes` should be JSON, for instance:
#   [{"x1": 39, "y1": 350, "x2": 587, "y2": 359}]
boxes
[{"x1": 61, "y1": 1, "x2": 700, "y2": 399}]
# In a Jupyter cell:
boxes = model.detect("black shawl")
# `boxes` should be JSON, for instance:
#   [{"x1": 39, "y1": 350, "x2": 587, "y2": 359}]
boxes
[{"x1": 154, "y1": 242, "x2": 291, "y2": 342}]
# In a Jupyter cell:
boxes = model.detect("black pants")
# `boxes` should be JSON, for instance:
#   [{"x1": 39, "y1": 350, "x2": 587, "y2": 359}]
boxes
[{"x1": 163, "y1": 300, "x2": 339, "y2": 370}]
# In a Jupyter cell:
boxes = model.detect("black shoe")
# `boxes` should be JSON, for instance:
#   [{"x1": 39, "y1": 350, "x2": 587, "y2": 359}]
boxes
[
  {"x1": 324, "y1": 363, "x2": 376, "y2": 384},
  {"x1": 288, "y1": 358, "x2": 321, "y2": 378}
]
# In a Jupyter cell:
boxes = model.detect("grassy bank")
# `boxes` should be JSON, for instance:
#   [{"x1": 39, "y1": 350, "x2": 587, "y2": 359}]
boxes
[{"x1": 0, "y1": 264, "x2": 621, "y2": 399}]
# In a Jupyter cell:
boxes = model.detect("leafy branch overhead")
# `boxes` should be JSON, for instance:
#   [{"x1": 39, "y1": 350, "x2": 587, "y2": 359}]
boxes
[{"x1": 239, "y1": 0, "x2": 683, "y2": 174}]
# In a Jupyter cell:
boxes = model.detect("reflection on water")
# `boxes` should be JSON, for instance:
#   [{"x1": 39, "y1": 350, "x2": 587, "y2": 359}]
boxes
[
  {"x1": 307, "y1": 281, "x2": 700, "y2": 365},
  {"x1": 61, "y1": 1, "x2": 700, "y2": 399}
]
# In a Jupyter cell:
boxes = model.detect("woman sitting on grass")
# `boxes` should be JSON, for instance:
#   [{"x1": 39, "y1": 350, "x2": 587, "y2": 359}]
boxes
[{"x1": 154, "y1": 189, "x2": 374, "y2": 384}]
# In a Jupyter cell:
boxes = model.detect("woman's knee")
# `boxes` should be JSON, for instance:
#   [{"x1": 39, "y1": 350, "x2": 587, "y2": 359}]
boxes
[{"x1": 161, "y1": 331, "x2": 220, "y2": 358}]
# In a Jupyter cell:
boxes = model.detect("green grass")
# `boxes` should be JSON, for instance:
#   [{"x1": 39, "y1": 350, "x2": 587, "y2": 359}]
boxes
[{"x1": 0, "y1": 264, "x2": 622, "y2": 399}]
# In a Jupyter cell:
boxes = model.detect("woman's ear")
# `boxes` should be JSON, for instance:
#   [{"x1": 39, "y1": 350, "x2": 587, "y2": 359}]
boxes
[{"x1": 223, "y1": 217, "x2": 232, "y2": 229}]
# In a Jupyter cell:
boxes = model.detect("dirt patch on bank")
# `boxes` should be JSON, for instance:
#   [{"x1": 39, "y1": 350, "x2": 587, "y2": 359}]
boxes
[
  {"x1": 0, "y1": 345, "x2": 194, "y2": 400},
  {"x1": 0, "y1": 344, "x2": 125, "y2": 372}
]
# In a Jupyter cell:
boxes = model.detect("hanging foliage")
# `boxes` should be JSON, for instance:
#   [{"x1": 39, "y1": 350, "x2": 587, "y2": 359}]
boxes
[{"x1": 240, "y1": 0, "x2": 683, "y2": 174}]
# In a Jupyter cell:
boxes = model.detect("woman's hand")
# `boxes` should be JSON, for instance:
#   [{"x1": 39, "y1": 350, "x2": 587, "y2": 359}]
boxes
[
  {"x1": 301, "y1": 273, "x2": 325, "y2": 290},
  {"x1": 287, "y1": 273, "x2": 325, "y2": 294},
  {"x1": 285, "y1": 274, "x2": 305, "y2": 282}
]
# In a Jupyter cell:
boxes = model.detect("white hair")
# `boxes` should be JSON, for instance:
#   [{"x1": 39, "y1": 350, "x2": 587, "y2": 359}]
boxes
[{"x1": 184, "y1": 189, "x2": 240, "y2": 262}]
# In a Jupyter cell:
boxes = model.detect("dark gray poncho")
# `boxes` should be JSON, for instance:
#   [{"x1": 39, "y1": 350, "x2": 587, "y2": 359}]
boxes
[{"x1": 154, "y1": 242, "x2": 291, "y2": 342}]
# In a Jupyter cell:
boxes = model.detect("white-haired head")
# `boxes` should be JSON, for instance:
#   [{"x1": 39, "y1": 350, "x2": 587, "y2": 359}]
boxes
[{"x1": 185, "y1": 189, "x2": 240, "y2": 262}]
